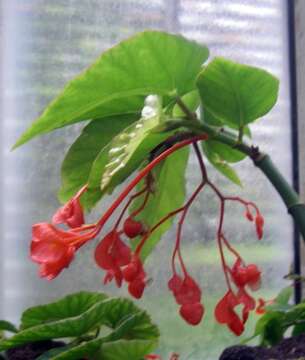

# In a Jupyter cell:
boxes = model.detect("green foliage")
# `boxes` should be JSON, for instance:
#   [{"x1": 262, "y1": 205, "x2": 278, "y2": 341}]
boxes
[
  {"x1": 14, "y1": 30, "x2": 208, "y2": 148},
  {"x1": 100, "y1": 339, "x2": 157, "y2": 360},
  {"x1": 201, "y1": 141, "x2": 242, "y2": 186},
  {"x1": 245, "y1": 286, "x2": 305, "y2": 346},
  {"x1": 85, "y1": 96, "x2": 176, "y2": 208},
  {"x1": 59, "y1": 114, "x2": 138, "y2": 202},
  {"x1": 196, "y1": 57, "x2": 279, "y2": 130},
  {"x1": 12, "y1": 31, "x2": 281, "y2": 287},
  {"x1": 0, "y1": 292, "x2": 159, "y2": 359}
]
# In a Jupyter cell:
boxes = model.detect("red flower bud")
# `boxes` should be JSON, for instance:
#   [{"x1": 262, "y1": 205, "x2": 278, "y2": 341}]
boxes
[
  {"x1": 255, "y1": 213, "x2": 264, "y2": 240},
  {"x1": 179, "y1": 302, "x2": 204, "y2": 326},
  {"x1": 245, "y1": 210, "x2": 254, "y2": 222},
  {"x1": 123, "y1": 217, "x2": 145, "y2": 238}
]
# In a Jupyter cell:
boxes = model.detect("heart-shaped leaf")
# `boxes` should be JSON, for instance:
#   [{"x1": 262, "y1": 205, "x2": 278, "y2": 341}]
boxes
[{"x1": 197, "y1": 57, "x2": 279, "y2": 128}]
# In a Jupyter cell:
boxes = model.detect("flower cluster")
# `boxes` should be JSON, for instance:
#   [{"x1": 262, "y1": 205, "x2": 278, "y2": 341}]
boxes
[{"x1": 30, "y1": 135, "x2": 265, "y2": 335}]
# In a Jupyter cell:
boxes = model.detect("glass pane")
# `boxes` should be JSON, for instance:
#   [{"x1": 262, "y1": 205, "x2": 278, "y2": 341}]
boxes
[{"x1": 1, "y1": 1, "x2": 292, "y2": 358}]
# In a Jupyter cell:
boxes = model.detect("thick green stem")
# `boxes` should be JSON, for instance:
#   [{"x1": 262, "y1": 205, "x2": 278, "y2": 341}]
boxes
[{"x1": 181, "y1": 119, "x2": 305, "y2": 242}]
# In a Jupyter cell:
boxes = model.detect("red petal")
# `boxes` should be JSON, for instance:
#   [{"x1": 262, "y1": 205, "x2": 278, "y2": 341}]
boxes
[
  {"x1": 94, "y1": 231, "x2": 117, "y2": 270},
  {"x1": 168, "y1": 274, "x2": 183, "y2": 294},
  {"x1": 175, "y1": 276, "x2": 201, "y2": 305},
  {"x1": 37, "y1": 247, "x2": 74, "y2": 280},
  {"x1": 231, "y1": 259, "x2": 248, "y2": 287},
  {"x1": 122, "y1": 261, "x2": 139, "y2": 282},
  {"x1": 228, "y1": 312, "x2": 244, "y2": 336},
  {"x1": 214, "y1": 291, "x2": 239, "y2": 324},
  {"x1": 31, "y1": 240, "x2": 69, "y2": 264},
  {"x1": 52, "y1": 195, "x2": 85, "y2": 229},
  {"x1": 128, "y1": 277, "x2": 146, "y2": 299},
  {"x1": 112, "y1": 236, "x2": 131, "y2": 266},
  {"x1": 179, "y1": 302, "x2": 204, "y2": 326},
  {"x1": 245, "y1": 264, "x2": 261, "y2": 289}
]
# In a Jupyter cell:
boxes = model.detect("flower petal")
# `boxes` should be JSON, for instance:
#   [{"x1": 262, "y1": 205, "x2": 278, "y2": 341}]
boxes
[{"x1": 179, "y1": 302, "x2": 204, "y2": 326}]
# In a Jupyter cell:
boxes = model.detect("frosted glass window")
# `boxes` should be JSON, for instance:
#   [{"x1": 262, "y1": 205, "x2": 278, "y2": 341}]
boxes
[{"x1": 1, "y1": 1, "x2": 293, "y2": 358}]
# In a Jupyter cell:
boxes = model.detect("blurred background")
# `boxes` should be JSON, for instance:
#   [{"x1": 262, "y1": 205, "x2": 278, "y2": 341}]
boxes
[{"x1": 0, "y1": 0, "x2": 295, "y2": 359}]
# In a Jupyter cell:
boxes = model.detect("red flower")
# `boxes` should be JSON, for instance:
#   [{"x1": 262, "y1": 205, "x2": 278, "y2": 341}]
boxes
[
  {"x1": 31, "y1": 223, "x2": 80, "y2": 280},
  {"x1": 255, "y1": 213, "x2": 264, "y2": 240},
  {"x1": 215, "y1": 290, "x2": 244, "y2": 336},
  {"x1": 95, "y1": 230, "x2": 131, "y2": 287},
  {"x1": 168, "y1": 274, "x2": 204, "y2": 325},
  {"x1": 231, "y1": 259, "x2": 261, "y2": 291},
  {"x1": 52, "y1": 186, "x2": 86, "y2": 228}
]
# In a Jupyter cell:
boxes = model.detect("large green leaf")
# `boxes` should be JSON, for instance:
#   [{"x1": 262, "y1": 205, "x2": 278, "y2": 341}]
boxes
[
  {"x1": 196, "y1": 57, "x2": 279, "y2": 128},
  {"x1": 201, "y1": 141, "x2": 242, "y2": 186},
  {"x1": 131, "y1": 147, "x2": 189, "y2": 259},
  {"x1": 0, "y1": 297, "x2": 158, "y2": 351},
  {"x1": 21, "y1": 291, "x2": 107, "y2": 329},
  {"x1": 100, "y1": 339, "x2": 157, "y2": 360},
  {"x1": 14, "y1": 31, "x2": 209, "y2": 147},
  {"x1": 48, "y1": 312, "x2": 158, "y2": 360},
  {"x1": 58, "y1": 114, "x2": 138, "y2": 202}
]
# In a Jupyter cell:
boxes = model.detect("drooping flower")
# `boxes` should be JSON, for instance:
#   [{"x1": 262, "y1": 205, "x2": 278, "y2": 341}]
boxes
[
  {"x1": 52, "y1": 185, "x2": 87, "y2": 228},
  {"x1": 168, "y1": 274, "x2": 204, "y2": 325},
  {"x1": 31, "y1": 223, "x2": 86, "y2": 280},
  {"x1": 215, "y1": 290, "x2": 244, "y2": 336}
]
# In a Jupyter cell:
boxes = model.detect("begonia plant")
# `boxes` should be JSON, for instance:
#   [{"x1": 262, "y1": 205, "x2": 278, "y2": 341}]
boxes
[{"x1": 6, "y1": 30, "x2": 305, "y2": 356}]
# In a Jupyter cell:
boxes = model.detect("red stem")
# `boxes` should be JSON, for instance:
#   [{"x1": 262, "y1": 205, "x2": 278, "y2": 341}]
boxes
[
  {"x1": 173, "y1": 182, "x2": 205, "y2": 276},
  {"x1": 113, "y1": 187, "x2": 148, "y2": 230},
  {"x1": 96, "y1": 136, "x2": 207, "y2": 232},
  {"x1": 217, "y1": 201, "x2": 232, "y2": 291}
]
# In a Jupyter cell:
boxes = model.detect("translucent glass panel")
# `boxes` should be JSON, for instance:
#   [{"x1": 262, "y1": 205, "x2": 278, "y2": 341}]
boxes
[{"x1": 1, "y1": 1, "x2": 292, "y2": 358}]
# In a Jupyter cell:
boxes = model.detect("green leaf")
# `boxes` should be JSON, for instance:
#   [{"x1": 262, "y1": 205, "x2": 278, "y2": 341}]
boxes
[
  {"x1": 86, "y1": 99, "x2": 175, "y2": 208},
  {"x1": 262, "y1": 315, "x2": 285, "y2": 346},
  {"x1": 58, "y1": 114, "x2": 137, "y2": 202},
  {"x1": 0, "y1": 321, "x2": 18, "y2": 334},
  {"x1": 0, "y1": 297, "x2": 158, "y2": 351},
  {"x1": 131, "y1": 146, "x2": 189, "y2": 259},
  {"x1": 50, "y1": 312, "x2": 158, "y2": 360},
  {"x1": 201, "y1": 141, "x2": 242, "y2": 186},
  {"x1": 274, "y1": 286, "x2": 293, "y2": 306},
  {"x1": 196, "y1": 57, "x2": 279, "y2": 128},
  {"x1": 100, "y1": 339, "x2": 157, "y2": 360},
  {"x1": 292, "y1": 321, "x2": 305, "y2": 336},
  {"x1": 248, "y1": 312, "x2": 285, "y2": 346},
  {"x1": 99, "y1": 96, "x2": 166, "y2": 193},
  {"x1": 14, "y1": 31, "x2": 209, "y2": 147},
  {"x1": 172, "y1": 90, "x2": 200, "y2": 117},
  {"x1": 21, "y1": 291, "x2": 107, "y2": 329},
  {"x1": 206, "y1": 140, "x2": 246, "y2": 163}
]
